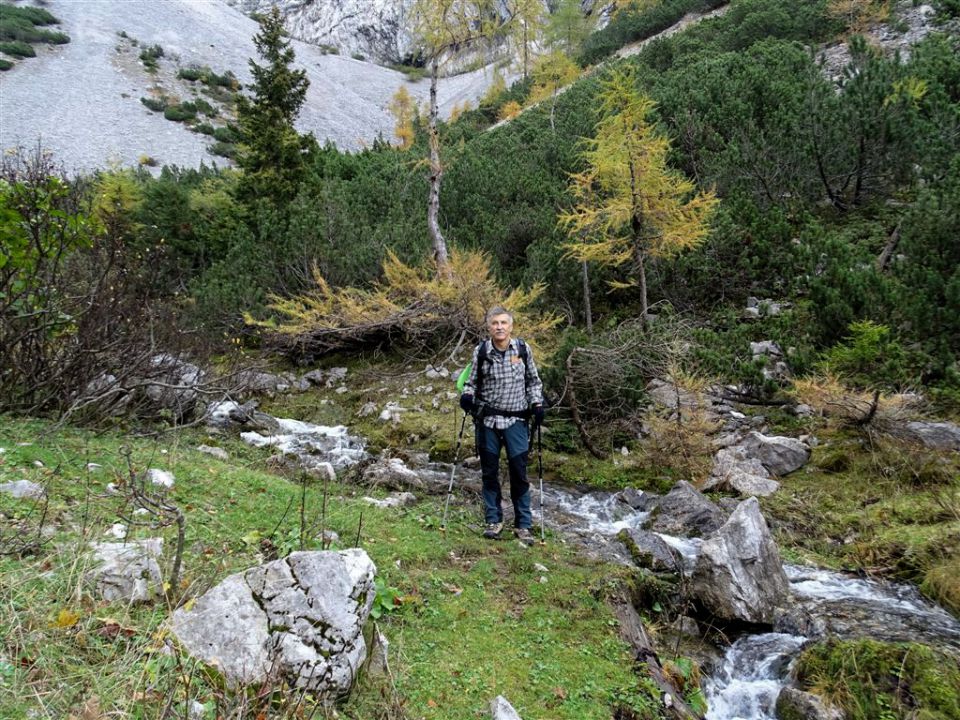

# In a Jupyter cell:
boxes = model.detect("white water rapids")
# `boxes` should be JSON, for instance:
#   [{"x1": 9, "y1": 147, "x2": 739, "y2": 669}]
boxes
[{"x1": 227, "y1": 411, "x2": 960, "y2": 720}]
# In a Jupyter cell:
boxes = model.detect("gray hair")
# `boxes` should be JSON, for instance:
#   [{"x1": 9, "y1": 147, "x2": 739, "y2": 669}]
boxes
[{"x1": 485, "y1": 305, "x2": 513, "y2": 323}]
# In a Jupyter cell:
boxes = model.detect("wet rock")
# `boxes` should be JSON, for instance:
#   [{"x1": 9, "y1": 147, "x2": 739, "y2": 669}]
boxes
[
  {"x1": 0, "y1": 479, "x2": 45, "y2": 500},
  {"x1": 490, "y1": 695, "x2": 523, "y2": 720},
  {"x1": 197, "y1": 445, "x2": 229, "y2": 461},
  {"x1": 738, "y1": 432, "x2": 811, "y2": 477},
  {"x1": 171, "y1": 549, "x2": 375, "y2": 696},
  {"x1": 648, "y1": 481, "x2": 726, "y2": 538},
  {"x1": 618, "y1": 529, "x2": 682, "y2": 572},
  {"x1": 362, "y1": 457, "x2": 424, "y2": 490},
  {"x1": 87, "y1": 539, "x2": 164, "y2": 603},
  {"x1": 775, "y1": 687, "x2": 843, "y2": 720},
  {"x1": 691, "y1": 498, "x2": 790, "y2": 624},
  {"x1": 616, "y1": 487, "x2": 658, "y2": 511},
  {"x1": 897, "y1": 421, "x2": 960, "y2": 451},
  {"x1": 308, "y1": 462, "x2": 336, "y2": 482},
  {"x1": 205, "y1": 400, "x2": 281, "y2": 434},
  {"x1": 672, "y1": 615, "x2": 701, "y2": 638},
  {"x1": 773, "y1": 607, "x2": 827, "y2": 639},
  {"x1": 362, "y1": 492, "x2": 417, "y2": 509}
]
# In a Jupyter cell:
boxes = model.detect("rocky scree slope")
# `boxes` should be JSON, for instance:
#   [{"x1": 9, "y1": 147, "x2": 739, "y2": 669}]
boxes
[{"x1": 0, "y1": 0, "x2": 506, "y2": 172}]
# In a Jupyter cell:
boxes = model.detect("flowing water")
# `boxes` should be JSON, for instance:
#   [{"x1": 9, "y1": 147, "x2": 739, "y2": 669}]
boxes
[{"x1": 232, "y1": 413, "x2": 960, "y2": 720}]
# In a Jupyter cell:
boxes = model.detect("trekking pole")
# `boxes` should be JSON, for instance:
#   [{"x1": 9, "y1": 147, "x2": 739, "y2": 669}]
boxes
[
  {"x1": 441, "y1": 412, "x2": 469, "y2": 534},
  {"x1": 537, "y1": 423, "x2": 545, "y2": 544}
]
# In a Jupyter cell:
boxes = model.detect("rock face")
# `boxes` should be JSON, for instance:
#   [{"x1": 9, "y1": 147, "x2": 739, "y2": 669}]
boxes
[
  {"x1": 649, "y1": 481, "x2": 726, "y2": 538},
  {"x1": 691, "y1": 498, "x2": 790, "y2": 624},
  {"x1": 88, "y1": 539, "x2": 164, "y2": 603},
  {"x1": 172, "y1": 549, "x2": 376, "y2": 695},
  {"x1": 705, "y1": 446, "x2": 781, "y2": 497},
  {"x1": 225, "y1": 0, "x2": 412, "y2": 64},
  {"x1": 775, "y1": 687, "x2": 844, "y2": 720}
]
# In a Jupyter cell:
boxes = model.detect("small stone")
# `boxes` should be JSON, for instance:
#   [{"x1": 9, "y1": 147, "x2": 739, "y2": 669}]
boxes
[
  {"x1": 197, "y1": 445, "x2": 229, "y2": 461},
  {"x1": 133, "y1": 508, "x2": 151, "y2": 516},
  {"x1": 0, "y1": 480, "x2": 45, "y2": 500},
  {"x1": 86, "y1": 462, "x2": 102, "y2": 472},
  {"x1": 357, "y1": 401, "x2": 378, "y2": 417},
  {"x1": 533, "y1": 563, "x2": 549, "y2": 573},
  {"x1": 620, "y1": 446, "x2": 629, "y2": 456},
  {"x1": 106, "y1": 523, "x2": 128, "y2": 539},
  {"x1": 147, "y1": 468, "x2": 175, "y2": 489},
  {"x1": 33, "y1": 460, "x2": 44, "y2": 468},
  {"x1": 308, "y1": 462, "x2": 336, "y2": 483},
  {"x1": 336, "y1": 386, "x2": 348, "y2": 394},
  {"x1": 490, "y1": 695, "x2": 523, "y2": 720},
  {"x1": 189, "y1": 700, "x2": 206, "y2": 720},
  {"x1": 105, "y1": 482, "x2": 120, "y2": 495},
  {"x1": 362, "y1": 492, "x2": 417, "y2": 508}
]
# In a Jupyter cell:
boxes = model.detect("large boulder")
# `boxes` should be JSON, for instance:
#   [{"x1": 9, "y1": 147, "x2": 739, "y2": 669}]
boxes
[
  {"x1": 899, "y1": 421, "x2": 960, "y2": 451},
  {"x1": 738, "y1": 432, "x2": 811, "y2": 476},
  {"x1": 87, "y1": 539, "x2": 164, "y2": 603},
  {"x1": 143, "y1": 354, "x2": 205, "y2": 421},
  {"x1": 618, "y1": 529, "x2": 682, "y2": 572},
  {"x1": 204, "y1": 400, "x2": 281, "y2": 434},
  {"x1": 648, "y1": 481, "x2": 726, "y2": 538},
  {"x1": 705, "y1": 446, "x2": 781, "y2": 497},
  {"x1": 171, "y1": 549, "x2": 375, "y2": 696},
  {"x1": 775, "y1": 687, "x2": 843, "y2": 720},
  {"x1": 690, "y1": 498, "x2": 790, "y2": 624}
]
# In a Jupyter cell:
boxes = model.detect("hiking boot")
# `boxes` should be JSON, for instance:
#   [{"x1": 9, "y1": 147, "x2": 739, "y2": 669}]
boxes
[
  {"x1": 483, "y1": 522, "x2": 503, "y2": 539},
  {"x1": 514, "y1": 528, "x2": 535, "y2": 546}
]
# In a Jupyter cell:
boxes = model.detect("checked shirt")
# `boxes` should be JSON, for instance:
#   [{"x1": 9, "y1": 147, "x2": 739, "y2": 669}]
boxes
[{"x1": 464, "y1": 338, "x2": 544, "y2": 430}]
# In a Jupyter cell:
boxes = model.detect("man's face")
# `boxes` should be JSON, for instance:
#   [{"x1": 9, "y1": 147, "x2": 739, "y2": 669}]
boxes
[{"x1": 487, "y1": 313, "x2": 513, "y2": 345}]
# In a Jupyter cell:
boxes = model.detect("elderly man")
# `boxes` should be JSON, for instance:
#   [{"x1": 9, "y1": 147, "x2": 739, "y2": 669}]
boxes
[{"x1": 459, "y1": 306, "x2": 544, "y2": 545}]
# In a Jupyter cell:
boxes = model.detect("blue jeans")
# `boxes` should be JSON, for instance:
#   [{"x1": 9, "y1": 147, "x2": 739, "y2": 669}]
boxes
[{"x1": 477, "y1": 421, "x2": 532, "y2": 529}]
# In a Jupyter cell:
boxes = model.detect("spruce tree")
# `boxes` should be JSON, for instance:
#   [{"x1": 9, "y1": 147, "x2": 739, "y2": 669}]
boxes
[{"x1": 235, "y1": 7, "x2": 313, "y2": 204}]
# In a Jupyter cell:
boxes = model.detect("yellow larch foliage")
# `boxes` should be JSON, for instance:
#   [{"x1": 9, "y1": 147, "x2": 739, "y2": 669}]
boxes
[
  {"x1": 498, "y1": 100, "x2": 523, "y2": 121},
  {"x1": 388, "y1": 85, "x2": 417, "y2": 149}
]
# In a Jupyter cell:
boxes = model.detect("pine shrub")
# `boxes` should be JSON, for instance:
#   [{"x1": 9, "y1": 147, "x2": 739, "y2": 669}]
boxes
[{"x1": 0, "y1": 40, "x2": 34, "y2": 57}]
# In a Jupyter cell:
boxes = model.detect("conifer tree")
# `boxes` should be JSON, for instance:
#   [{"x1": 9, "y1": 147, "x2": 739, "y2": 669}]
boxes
[
  {"x1": 388, "y1": 85, "x2": 416, "y2": 149},
  {"x1": 546, "y1": 0, "x2": 590, "y2": 55},
  {"x1": 235, "y1": 7, "x2": 313, "y2": 204},
  {"x1": 509, "y1": 0, "x2": 546, "y2": 80},
  {"x1": 529, "y1": 50, "x2": 579, "y2": 131},
  {"x1": 560, "y1": 69, "x2": 717, "y2": 324}
]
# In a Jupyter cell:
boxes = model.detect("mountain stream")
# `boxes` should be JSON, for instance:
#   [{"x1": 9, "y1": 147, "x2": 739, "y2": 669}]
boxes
[{"x1": 235, "y1": 412, "x2": 960, "y2": 720}]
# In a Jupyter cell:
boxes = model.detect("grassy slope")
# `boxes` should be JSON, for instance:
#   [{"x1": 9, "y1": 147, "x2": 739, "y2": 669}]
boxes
[{"x1": 0, "y1": 388, "x2": 662, "y2": 719}]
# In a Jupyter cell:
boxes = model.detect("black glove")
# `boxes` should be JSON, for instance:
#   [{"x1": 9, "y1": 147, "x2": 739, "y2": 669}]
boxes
[
  {"x1": 459, "y1": 394, "x2": 474, "y2": 414},
  {"x1": 531, "y1": 404, "x2": 544, "y2": 428}
]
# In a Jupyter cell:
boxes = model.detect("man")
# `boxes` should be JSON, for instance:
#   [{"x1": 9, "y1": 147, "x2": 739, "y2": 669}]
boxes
[{"x1": 459, "y1": 306, "x2": 544, "y2": 545}]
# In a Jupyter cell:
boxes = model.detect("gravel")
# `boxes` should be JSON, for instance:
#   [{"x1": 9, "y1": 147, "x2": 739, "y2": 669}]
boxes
[{"x1": 0, "y1": 0, "x2": 510, "y2": 173}]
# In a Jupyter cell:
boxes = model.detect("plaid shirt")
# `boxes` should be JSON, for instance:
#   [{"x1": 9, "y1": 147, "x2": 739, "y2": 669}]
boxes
[{"x1": 464, "y1": 338, "x2": 544, "y2": 429}]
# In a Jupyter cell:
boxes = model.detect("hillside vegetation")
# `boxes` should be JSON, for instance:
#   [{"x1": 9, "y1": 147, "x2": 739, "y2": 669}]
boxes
[{"x1": 2, "y1": 0, "x2": 960, "y2": 718}]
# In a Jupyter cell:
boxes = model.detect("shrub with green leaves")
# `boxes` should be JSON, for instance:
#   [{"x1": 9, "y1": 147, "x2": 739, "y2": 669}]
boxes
[
  {"x1": 140, "y1": 96, "x2": 167, "y2": 112},
  {"x1": 0, "y1": 57, "x2": 12, "y2": 70},
  {"x1": 0, "y1": 40, "x2": 34, "y2": 57},
  {"x1": 0, "y1": 3, "x2": 68, "y2": 46},
  {"x1": 138, "y1": 43, "x2": 164, "y2": 70},
  {"x1": 163, "y1": 104, "x2": 197, "y2": 122}
]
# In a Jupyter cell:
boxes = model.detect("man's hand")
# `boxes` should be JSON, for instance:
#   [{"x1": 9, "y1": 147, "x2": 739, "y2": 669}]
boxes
[
  {"x1": 531, "y1": 403, "x2": 544, "y2": 428},
  {"x1": 459, "y1": 394, "x2": 474, "y2": 414}
]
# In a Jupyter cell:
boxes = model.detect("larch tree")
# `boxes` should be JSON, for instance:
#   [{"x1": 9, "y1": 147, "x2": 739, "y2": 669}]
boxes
[
  {"x1": 235, "y1": 7, "x2": 312, "y2": 205},
  {"x1": 559, "y1": 69, "x2": 718, "y2": 324},
  {"x1": 528, "y1": 49, "x2": 579, "y2": 131},
  {"x1": 545, "y1": 0, "x2": 590, "y2": 56},
  {"x1": 410, "y1": 0, "x2": 496, "y2": 275},
  {"x1": 508, "y1": 0, "x2": 546, "y2": 80},
  {"x1": 388, "y1": 85, "x2": 417, "y2": 149}
]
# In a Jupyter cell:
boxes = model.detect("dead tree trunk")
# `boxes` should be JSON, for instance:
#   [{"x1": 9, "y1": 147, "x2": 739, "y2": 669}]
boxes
[{"x1": 427, "y1": 53, "x2": 451, "y2": 277}]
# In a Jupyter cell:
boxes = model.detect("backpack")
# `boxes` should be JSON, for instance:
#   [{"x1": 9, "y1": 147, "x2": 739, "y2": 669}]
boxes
[{"x1": 455, "y1": 339, "x2": 529, "y2": 401}]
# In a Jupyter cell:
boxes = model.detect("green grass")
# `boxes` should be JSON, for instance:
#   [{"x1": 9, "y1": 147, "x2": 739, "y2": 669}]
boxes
[
  {"x1": 0, "y1": 412, "x2": 665, "y2": 719},
  {"x1": 761, "y1": 428, "x2": 960, "y2": 612},
  {"x1": 793, "y1": 639, "x2": 960, "y2": 720}
]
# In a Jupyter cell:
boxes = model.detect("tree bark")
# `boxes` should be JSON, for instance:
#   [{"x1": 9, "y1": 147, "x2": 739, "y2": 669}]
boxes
[
  {"x1": 427, "y1": 54, "x2": 451, "y2": 276},
  {"x1": 582, "y1": 260, "x2": 592, "y2": 333}
]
